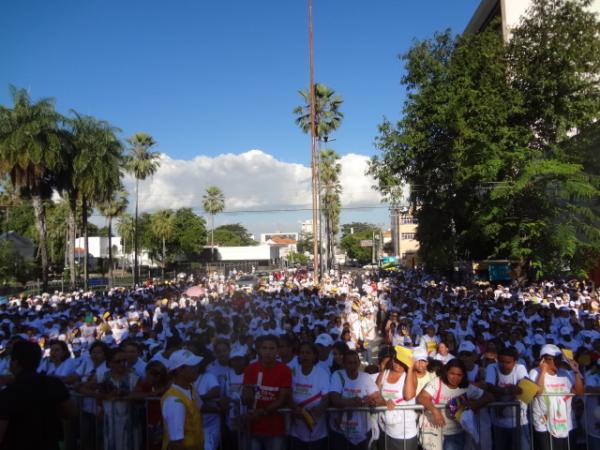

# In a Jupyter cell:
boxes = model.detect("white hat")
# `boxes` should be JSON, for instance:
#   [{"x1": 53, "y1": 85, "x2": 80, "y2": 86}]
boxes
[
  {"x1": 230, "y1": 348, "x2": 246, "y2": 359},
  {"x1": 560, "y1": 326, "x2": 571, "y2": 336},
  {"x1": 458, "y1": 341, "x2": 477, "y2": 353},
  {"x1": 540, "y1": 344, "x2": 562, "y2": 358},
  {"x1": 167, "y1": 349, "x2": 203, "y2": 371},
  {"x1": 413, "y1": 348, "x2": 428, "y2": 361},
  {"x1": 315, "y1": 333, "x2": 334, "y2": 347}
]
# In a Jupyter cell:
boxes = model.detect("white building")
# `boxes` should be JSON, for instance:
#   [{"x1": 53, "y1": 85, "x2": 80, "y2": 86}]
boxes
[
  {"x1": 74, "y1": 236, "x2": 155, "y2": 267},
  {"x1": 466, "y1": 0, "x2": 600, "y2": 39},
  {"x1": 216, "y1": 245, "x2": 280, "y2": 264},
  {"x1": 259, "y1": 232, "x2": 299, "y2": 244},
  {"x1": 75, "y1": 236, "x2": 122, "y2": 259}
]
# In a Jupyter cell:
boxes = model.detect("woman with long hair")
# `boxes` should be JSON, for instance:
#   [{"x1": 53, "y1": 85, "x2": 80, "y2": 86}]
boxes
[
  {"x1": 417, "y1": 359, "x2": 492, "y2": 450},
  {"x1": 375, "y1": 347, "x2": 418, "y2": 450},
  {"x1": 39, "y1": 339, "x2": 79, "y2": 385},
  {"x1": 289, "y1": 342, "x2": 330, "y2": 450}
]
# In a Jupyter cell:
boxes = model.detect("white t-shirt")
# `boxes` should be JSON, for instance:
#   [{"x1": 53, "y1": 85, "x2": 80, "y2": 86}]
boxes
[
  {"x1": 290, "y1": 366, "x2": 330, "y2": 441},
  {"x1": 584, "y1": 370, "x2": 600, "y2": 438},
  {"x1": 206, "y1": 361, "x2": 230, "y2": 397},
  {"x1": 330, "y1": 370, "x2": 378, "y2": 445},
  {"x1": 484, "y1": 363, "x2": 529, "y2": 427},
  {"x1": 39, "y1": 357, "x2": 78, "y2": 378},
  {"x1": 378, "y1": 371, "x2": 417, "y2": 439},
  {"x1": 162, "y1": 384, "x2": 192, "y2": 441},
  {"x1": 423, "y1": 376, "x2": 484, "y2": 436},
  {"x1": 528, "y1": 368, "x2": 574, "y2": 437},
  {"x1": 76, "y1": 357, "x2": 108, "y2": 382},
  {"x1": 225, "y1": 369, "x2": 245, "y2": 431},
  {"x1": 433, "y1": 353, "x2": 455, "y2": 364},
  {"x1": 193, "y1": 372, "x2": 221, "y2": 432}
]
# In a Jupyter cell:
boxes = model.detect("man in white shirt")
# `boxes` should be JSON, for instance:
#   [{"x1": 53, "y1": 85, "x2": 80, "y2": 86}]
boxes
[
  {"x1": 485, "y1": 347, "x2": 530, "y2": 450},
  {"x1": 161, "y1": 350, "x2": 203, "y2": 449}
]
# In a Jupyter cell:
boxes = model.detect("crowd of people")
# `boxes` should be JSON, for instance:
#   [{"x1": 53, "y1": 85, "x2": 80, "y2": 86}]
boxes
[{"x1": 0, "y1": 267, "x2": 599, "y2": 450}]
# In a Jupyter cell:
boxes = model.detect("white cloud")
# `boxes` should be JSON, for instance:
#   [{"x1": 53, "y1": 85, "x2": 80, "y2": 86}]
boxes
[{"x1": 123, "y1": 149, "x2": 383, "y2": 214}]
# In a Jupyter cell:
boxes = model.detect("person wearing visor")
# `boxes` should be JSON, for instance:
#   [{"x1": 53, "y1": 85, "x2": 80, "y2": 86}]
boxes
[
  {"x1": 161, "y1": 349, "x2": 204, "y2": 450},
  {"x1": 529, "y1": 344, "x2": 584, "y2": 450}
]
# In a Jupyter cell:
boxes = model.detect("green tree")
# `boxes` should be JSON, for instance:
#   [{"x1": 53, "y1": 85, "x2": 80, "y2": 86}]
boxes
[
  {"x1": 319, "y1": 149, "x2": 342, "y2": 270},
  {"x1": 296, "y1": 233, "x2": 313, "y2": 254},
  {"x1": 170, "y1": 208, "x2": 207, "y2": 261},
  {"x1": 99, "y1": 189, "x2": 128, "y2": 286},
  {"x1": 341, "y1": 222, "x2": 379, "y2": 237},
  {"x1": 213, "y1": 223, "x2": 256, "y2": 246},
  {"x1": 45, "y1": 198, "x2": 69, "y2": 272},
  {"x1": 293, "y1": 83, "x2": 344, "y2": 143},
  {"x1": 67, "y1": 112, "x2": 123, "y2": 289},
  {"x1": 150, "y1": 209, "x2": 175, "y2": 279},
  {"x1": 287, "y1": 251, "x2": 308, "y2": 266},
  {"x1": 0, "y1": 86, "x2": 65, "y2": 290},
  {"x1": 340, "y1": 225, "x2": 380, "y2": 265},
  {"x1": 126, "y1": 132, "x2": 160, "y2": 286},
  {"x1": 202, "y1": 186, "x2": 225, "y2": 260},
  {"x1": 117, "y1": 212, "x2": 135, "y2": 274},
  {"x1": 370, "y1": 1, "x2": 600, "y2": 277},
  {"x1": 294, "y1": 84, "x2": 344, "y2": 273},
  {"x1": 2, "y1": 201, "x2": 36, "y2": 241}
]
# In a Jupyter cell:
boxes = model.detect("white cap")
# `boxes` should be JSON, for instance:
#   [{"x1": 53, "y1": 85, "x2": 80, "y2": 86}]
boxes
[
  {"x1": 230, "y1": 348, "x2": 246, "y2": 359},
  {"x1": 458, "y1": 341, "x2": 477, "y2": 353},
  {"x1": 167, "y1": 349, "x2": 203, "y2": 371},
  {"x1": 540, "y1": 344, "x2": 562, "y2": 358},
  {"x1": 315, "y1": 333, "x2": 334, "y2": 347},
  {"x1": 413, "y1": 348, "x2": 428, "y2": 361},
  {"x1": 560, "y1": 326, "x2": 571, "y2": 336}
]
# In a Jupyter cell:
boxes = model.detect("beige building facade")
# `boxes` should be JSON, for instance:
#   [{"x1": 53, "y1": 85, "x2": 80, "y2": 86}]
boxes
[{"x1": 465, "y1": 0, "x2": 600, "y2": 39}]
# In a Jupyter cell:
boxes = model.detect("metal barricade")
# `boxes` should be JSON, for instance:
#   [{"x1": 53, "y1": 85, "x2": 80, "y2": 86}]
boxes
[
  {"x1": 68, "y1": 392, "x2": 159, "y2": 450},
  {"x1": 69, "y1": 391, "x2": 600, "y2": 450},
  {"x1": 234, "y1": 402, "x2": 522, "y2": 450}
]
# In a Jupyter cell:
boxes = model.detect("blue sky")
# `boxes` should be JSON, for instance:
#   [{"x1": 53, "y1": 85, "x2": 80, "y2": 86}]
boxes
[{"x1": 0, "y1": 0, "x2": 482, "y2": 236}]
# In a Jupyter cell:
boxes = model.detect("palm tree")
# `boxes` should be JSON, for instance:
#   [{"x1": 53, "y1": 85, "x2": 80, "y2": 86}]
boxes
[
  {"x1": 202, "y1": 186, "x2": 225, "y2": 261},
  {"x1": 99, "y1": 189, "x2": 128, "y2": 287},
  {"x1": 68, "y1": 112, "x2": 123, "y2": 290},
  {"x1": 294, "y1": 83, "x2": 343, "y2": 273},
  {"x1": 319, "y1": 149, "x2": 342, "y2": 270},
  {"x1": 116, "y1": 212, "x2": 135, "y2": 277},
  {"x1": 125, "y1": 132, "x2": 160, "y2": 286},
  {"x1": 0, "y1": 86, "x2": 66, "y2": 291},
  {"x1": 293, "y1": 83, "x2": 343, "y2": 144},
  {"x1": 150, "y1": 209, "x2": 174, "y2": 280}
]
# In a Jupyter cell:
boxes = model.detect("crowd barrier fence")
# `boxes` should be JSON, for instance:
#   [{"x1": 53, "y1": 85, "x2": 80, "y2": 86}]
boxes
[
  {"x1": 65, "y1": 392, "x2": 600, "y2": 450},
  {"x1": 63, "y1": 394, "x2": 600, "y2": 450}
]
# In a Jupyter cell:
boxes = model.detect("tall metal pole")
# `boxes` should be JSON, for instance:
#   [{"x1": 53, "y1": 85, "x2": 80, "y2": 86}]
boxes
[{"x1": 308, "y1": 0, "x2": 319, "y2": 284}]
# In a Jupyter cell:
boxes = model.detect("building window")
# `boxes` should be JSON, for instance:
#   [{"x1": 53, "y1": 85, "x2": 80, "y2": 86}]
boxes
[
  {"x1": 400, "y1": 216, "x2": 418, "y2": 224},
  {"x1": 401, "y1": 233, "x2": 416, "y2": 240}
]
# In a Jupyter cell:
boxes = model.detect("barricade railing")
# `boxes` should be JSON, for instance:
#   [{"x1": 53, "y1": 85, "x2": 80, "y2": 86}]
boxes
[{"x1": 66, "y1": 392, "x2": 600, "y2": 450}]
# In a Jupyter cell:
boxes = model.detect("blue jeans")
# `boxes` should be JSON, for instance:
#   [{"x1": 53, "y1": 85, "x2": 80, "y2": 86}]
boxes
[
  {"x1": 443, "y1": 432, "x2": 465, "y2": 450},
  {"x1": 249, "y1": 435, "x2": 287, "y2": 450},
  {"x1": 492, "y1": 424, "x2": 531, "y2": 450}
]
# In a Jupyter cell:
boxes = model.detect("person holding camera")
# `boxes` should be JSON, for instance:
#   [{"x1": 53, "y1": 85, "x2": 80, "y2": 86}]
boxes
[{"x1": 529, "y1": 344, "x2": 584, "y2": 450}]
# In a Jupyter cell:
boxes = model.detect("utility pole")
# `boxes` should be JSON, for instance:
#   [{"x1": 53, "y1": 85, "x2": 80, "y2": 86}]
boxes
[{"x1": 308, "y1": 0, "x2": 319, "y2": 284}]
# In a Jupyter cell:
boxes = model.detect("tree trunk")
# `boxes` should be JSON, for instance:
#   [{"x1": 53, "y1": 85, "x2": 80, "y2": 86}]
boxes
[
  {"x1": 108, "y1": 217, "x2": 113, "y2": 288},
  {"x1": 68, "y1": 195, "x2": 77, "y2": 288},
  {"x1": 162, "y1": 236, "x2": 166, "y2": 280},
  {"x1": 211, "y1": 214, "x2": 214, "y2": 262},
  {"x1": 31, "y1": 194, "x2": 49, "y2": 292},
  {"x1": 82, "y1": 198, "x2": 89, "y2": 291},
  {"x1": 134, "y1": 178, "x2": 139, "y2": 287}
]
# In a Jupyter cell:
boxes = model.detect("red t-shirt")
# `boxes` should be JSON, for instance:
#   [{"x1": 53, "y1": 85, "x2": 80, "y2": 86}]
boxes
[{"x1": 243, "y1": 361, "x2": 292, "y2": 436}]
